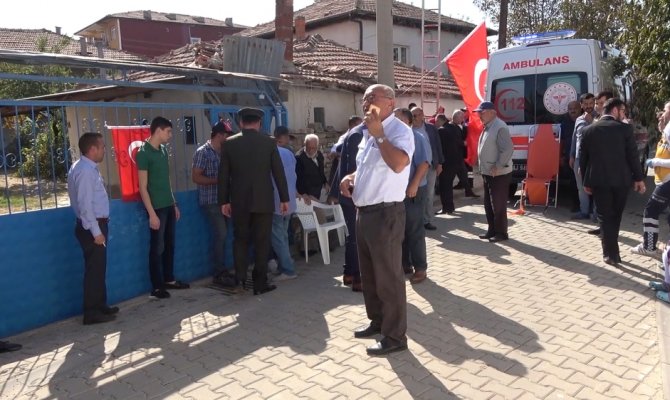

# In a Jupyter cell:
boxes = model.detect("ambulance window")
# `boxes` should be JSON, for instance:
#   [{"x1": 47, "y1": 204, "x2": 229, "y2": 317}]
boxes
[
  {"x1": 536, "y1": 72, "x2": 587, "y2": 123},
  {"x1": 491, "y1": 76, "x2": 534, "y2": 125}
]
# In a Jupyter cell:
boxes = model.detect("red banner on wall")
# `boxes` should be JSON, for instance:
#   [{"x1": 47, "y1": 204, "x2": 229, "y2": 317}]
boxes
[
  {"x1": 444, "y1": 22, "x2": 489, "y2": 166},
  {"x1": 109, "y1": 125, "x2": 151, "y2": 201}
]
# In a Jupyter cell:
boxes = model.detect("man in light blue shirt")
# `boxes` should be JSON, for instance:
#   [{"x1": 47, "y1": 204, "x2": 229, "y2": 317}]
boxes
[
  {"x1": 395, "y1": 108, "x2": 431, "y2": 284},
  {"x1": 272, "y1": 127, "x2": 298, "y2": 280},
  {"x1": 67, "y1": 132, "x2": 117, "y2": 325}
]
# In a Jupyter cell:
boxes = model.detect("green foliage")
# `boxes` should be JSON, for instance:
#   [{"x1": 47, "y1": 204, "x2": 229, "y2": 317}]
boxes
[
  {"x1": 473, "y1": 0, "x2": 626, "y2": 46},
  {"x1": 0, "y1": 35, "x2": 77, "y2": 99},
  {"x1": 619, "y1": 0, "x2": 670, "y2": 134},
  {"x1": 18, "y1": 111, "x2": 69, "y2": 181}
]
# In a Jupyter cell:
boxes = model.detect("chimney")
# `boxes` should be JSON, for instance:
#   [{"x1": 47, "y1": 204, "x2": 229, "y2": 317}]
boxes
[
  {"x1": 79, "y1": 37, "x2": 88, "y2": 55},
  {"x1": 275, "y1": 0, "x2": 293, "y2": 61},
  {"x1": 55, "y1": 26, "x2": 61, "y2": 35},
  {"x1": 225, "y1": 17, "x2": 233, "y2": 27},
  {"x1": 143, "y1": 10, "x2": 152, "y2": 20},
  {"x1": 294, "y1": 16, "x2": 306, "y2": 41}
]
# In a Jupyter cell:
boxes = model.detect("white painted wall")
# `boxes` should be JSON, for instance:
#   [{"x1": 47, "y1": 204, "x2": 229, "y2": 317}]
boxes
[
  {"x1": 304, "y1": 19, "x2": 469, "y2": 75},
  {"x1": 284, "y1": 84, "x2": 361, "y2": 133}
]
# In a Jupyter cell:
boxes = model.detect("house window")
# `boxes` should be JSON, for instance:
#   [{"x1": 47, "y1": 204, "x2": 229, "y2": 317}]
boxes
[
  {"x1": 190, "y1": 37, "x2": 201, "y2": 44},
  {"x1": 393, "y1": 46, "x2": 408, "y2": 65},
  {"x1": 111, "y1": 27, "x2": 117, "y2": 42},
  {"x1": 184, "y1": 116, "x2": 196, "y2": 144},
  {"x1": 313, "y1": 107, "x2": 325, "y2": 128}
]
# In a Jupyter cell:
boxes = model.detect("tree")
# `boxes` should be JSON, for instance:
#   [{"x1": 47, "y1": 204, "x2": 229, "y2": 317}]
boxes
[
  {"x1": 0, "y1": 35, "x2": 76, "y2": 99},
  {"x1": 619, "y1": 0, "x2": 670, "y2": 132},
  {"x1": 473, "y1": 0, "x2": 626, "y2": 46}
]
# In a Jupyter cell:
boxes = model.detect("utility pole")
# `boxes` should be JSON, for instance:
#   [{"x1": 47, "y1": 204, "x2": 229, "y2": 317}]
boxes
[
  {"x1": 498, "y1": 0, "x2": 508, "y2": 49},
  {"x1": 376, "y1": 0, "x2": 394, "y2": 87}
]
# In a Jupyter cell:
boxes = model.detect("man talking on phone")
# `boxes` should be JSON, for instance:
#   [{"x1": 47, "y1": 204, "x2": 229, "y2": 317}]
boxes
[{"x1": 340, "y1": 84, "x2": 414, "y2": 356}]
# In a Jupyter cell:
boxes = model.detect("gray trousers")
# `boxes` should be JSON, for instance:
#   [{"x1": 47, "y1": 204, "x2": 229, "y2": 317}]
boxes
[
  {"x1": 357, "y1": 202, "x2": 407, "y2": 345},
  {"x1": 423, "y1": 167, "x2": 437, "y2": 224}
]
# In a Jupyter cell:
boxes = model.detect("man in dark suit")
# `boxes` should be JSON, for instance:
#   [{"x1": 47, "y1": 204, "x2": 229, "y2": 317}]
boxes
[
  {"x1": 328, "y1": 123, "x2": 364, "y2": 292},
  {"x1": 437, "y1": 110, "x2": 479, "y2": 214},
  {"x1": 218, "y1": 108, "x2": 290, "y2": 295},
  {"x1": 296, "y1": 134, "x2": 328, "y2": 199},
  {"x1": 411, "y1": 107, "x2": 444, "y2": 230},
  {"x1": 579, "y1": 98, "x2": 646, "y2": 265}
]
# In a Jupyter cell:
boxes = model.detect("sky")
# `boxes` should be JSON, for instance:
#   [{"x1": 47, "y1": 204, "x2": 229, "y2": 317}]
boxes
[{"x1": 0, "y1": 0, "x2": 489, "y2": 37}]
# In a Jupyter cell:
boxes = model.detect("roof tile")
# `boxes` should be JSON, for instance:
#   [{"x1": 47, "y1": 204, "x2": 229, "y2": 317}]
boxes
[{"x1": 0, "y1": 28, "x2": 144, "y2": 61}]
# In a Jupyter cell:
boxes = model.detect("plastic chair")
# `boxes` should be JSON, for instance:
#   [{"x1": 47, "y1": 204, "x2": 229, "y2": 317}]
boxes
[
  {"x1": 520, "y1": 124, "x2": 560, "y2": 211},
  {"x1": 294, "y1": 198, "x2": 348, "y2": 265}
]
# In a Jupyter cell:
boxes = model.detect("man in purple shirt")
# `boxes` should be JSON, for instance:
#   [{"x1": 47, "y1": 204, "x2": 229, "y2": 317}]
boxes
[{"x1": 67, "y1": 132, "x2": 118, "y2": 325}]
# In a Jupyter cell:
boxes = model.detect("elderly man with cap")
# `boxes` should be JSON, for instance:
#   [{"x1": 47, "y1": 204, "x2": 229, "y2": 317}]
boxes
[
  {"x1": 192, "y1": 120, "x2": 235, "y2": 287},
  {"x1": 476, "y1": 101, "x2": 513, "y2": 243},
  {"x1": 340, "y1": 84, "x2": 414, "y2": 356},
  {"x1": 218, "y1": 108, "x2": 290, "y2": 295}
]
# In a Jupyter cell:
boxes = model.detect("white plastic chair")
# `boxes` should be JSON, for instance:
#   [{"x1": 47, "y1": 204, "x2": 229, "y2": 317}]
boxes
[{"x1": 294, "y1": 197, "x2": 348, "y2": 265}]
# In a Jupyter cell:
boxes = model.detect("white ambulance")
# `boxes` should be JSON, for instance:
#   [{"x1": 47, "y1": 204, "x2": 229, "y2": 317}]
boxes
[{"x1": 485, "y1": 31, "x2": 648, "y2": 185}]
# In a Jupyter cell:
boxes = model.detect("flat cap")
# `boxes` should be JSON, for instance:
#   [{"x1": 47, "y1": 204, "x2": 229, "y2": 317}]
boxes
[
  {"x1": 474, "y1": 101, "x2": 495, "y2": 112},
  {"x1": 238, "y1": 107, "x2": 264, "y2": 120}
]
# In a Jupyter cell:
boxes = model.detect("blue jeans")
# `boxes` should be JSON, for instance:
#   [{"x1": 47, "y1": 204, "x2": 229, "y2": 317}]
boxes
[
  {"x1": 149, "y1": 205, "x2": 176, "y2": 291},
  {"x1": 202, "y1": 204, "x2": 229, "y2": 276},
  {"x1": 271, "y1": 214, "x2": 295, "y2": 276},
  {"x1": 403, "y1": 185, "x2": 428, "y2": 271}
]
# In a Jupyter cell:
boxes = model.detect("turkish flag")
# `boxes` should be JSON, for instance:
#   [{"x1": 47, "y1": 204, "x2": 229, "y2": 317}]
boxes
[
  {"x1": 109, "y1": 125, "x2": 151, "y2": 201},
  {"x1": 444, "y1": 22, "x2": 488, "y2": 166}
]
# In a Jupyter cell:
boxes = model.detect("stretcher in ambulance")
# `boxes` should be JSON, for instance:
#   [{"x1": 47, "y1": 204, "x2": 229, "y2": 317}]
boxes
[{"x1": 485, "y1": 32, "x2": 648, "y2": 185}]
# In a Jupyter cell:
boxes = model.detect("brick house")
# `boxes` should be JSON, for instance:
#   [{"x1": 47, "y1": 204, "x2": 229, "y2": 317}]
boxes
[{"x1": 75, "y1": 10, "x2": 247, "y2": 58}]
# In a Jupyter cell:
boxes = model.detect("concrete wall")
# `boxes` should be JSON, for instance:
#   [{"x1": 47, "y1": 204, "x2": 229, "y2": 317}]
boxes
[{"x1": 0, "y1": 191, "x2": 209, "y2": 337}]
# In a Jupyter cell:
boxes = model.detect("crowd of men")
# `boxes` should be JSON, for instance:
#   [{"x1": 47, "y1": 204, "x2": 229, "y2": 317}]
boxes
[{"x1": 27, "y1": 82, "x2": 666, "y2": 359}]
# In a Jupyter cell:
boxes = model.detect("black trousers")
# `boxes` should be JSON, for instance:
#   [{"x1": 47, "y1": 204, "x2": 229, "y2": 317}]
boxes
[
  {"x1": 642, "y1": 180, "x2": 670, "y2": 250},
  {"x1": 483, "y1": 173, "x2": 511, "y2": 236},
  {"x1": 75, "y1": 221, "x2": 108, "y2": 316},
  {"x1": 341, "y1": 202, "x2": 360, "y2": 281},
  {"x1": 356, "y1": 202, "x2": 407, "y2": 345},
  {"x1": 440, "y1": 162, "x2": 472, "y2": 212},
  {"x1": 592, "y1": 185, "x2": 629, "y2": 260},
  {"x1": 232, "y1": 210, "x2": 273, "y2": 290}
]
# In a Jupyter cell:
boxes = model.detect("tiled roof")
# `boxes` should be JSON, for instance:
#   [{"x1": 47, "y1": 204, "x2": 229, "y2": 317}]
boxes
[
  {"x1": 0, "y1": 28, "x2": 144, "y2": 61},
  {"x1": 239, "y1": 0, "x2": 477, "y2": 38},
  {"x1": 92, "y1": 10, "x2": 245, "y2": 29},
  {"x1": 287, "y1": 35, "x2": 459, "y2": 97},
  {"x1": 133, "y1": 35, "x2": 459, "y2": 98}
]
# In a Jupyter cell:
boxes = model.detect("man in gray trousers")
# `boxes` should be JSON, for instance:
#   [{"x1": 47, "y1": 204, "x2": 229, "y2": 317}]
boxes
[{"x1": 475, "y1": 101, "x2": 514, "y2": 243}]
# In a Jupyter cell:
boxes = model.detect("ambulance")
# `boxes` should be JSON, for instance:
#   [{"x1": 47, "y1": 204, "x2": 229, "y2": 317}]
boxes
[{"x1": 485, "y1": 30, "x2": 649, "y2": 185}]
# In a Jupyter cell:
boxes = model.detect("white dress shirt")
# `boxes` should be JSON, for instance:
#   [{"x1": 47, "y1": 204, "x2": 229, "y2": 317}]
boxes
[{"x1": 353, "y1": 114, "x2": 415, "y2": 207}]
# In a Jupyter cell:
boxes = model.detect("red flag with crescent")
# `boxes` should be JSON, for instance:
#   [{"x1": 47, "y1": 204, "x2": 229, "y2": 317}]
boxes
[
  {"x1": 109, "y1": 125, "x2": 151, "y2": 201},
  {"x1": 444, "y1": 22, "x2": 488, "y2": 166}
]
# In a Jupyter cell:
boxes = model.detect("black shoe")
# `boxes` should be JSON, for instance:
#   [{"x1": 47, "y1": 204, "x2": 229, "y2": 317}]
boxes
[
  {"x1": 366, "y1": 337, "x2": 408, "y2": 356},
  {"x1": 453, "y1": 183, "x2": 465, "y2": 189},
  {"x1": 354, "y1": 324, "x2": 382, "y2": 338},
  {"x1": 489, "y1": 234, "x2": 509, "y2": 243},
  {"x1": 164, "y1": 281, "x2": 190, "y2": 289},
  {"x1": 478, "y1": 233, "x2": 495, "y2": 240},
  {"x1": 603, "y1": 257, "x2": 619, "y2": 266},
  {"x1": 435, "y1": 210, "x2": 448, "y2": 215},
  {"x1": 253, "y1": 284, "x2": 277, "y2": 295},
  {"x1": 0, "y1": 340, "x2": 22, "y2": 353},
  {"x1": 587, "y1": 228, "x2": 601, "y2": 235},
  {"x1": 150, "y1": 289, "x2": 170, "y2": 299},
  {"x1": 464, "y1": 192, "x2": 480, "y2": 198},
  {"x1": 424, "y1": 223, "x2": 437, "y2": 231},
  {"x1": 100, "y1": 306, "x2": 119, "y2": 315},
  {"x1": 83, "y1": 313, "x2": 115, "y2": 325}
]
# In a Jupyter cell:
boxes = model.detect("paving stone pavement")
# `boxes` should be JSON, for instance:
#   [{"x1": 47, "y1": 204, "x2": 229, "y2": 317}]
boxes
[{"x1": 1, "y1": 180, "x2": 668, "y2": 400}]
